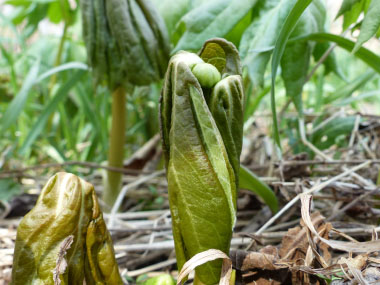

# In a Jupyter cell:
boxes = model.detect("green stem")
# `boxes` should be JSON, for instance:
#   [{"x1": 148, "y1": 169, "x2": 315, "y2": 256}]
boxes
[{"x1": 104, "y1": 86, "x2": 126, "y2": 207}]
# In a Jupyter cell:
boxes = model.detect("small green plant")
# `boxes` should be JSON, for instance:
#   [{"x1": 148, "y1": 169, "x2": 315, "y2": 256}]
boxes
[
  {"x1": 160, "y1": 38, "x2": 244, "y2": 284},
  {"x1": 11, "y1": 172, "x2": 122, "y2": 284},
  {"x1": 80, "y1": 0, "x2": 170, "y2": 207}
]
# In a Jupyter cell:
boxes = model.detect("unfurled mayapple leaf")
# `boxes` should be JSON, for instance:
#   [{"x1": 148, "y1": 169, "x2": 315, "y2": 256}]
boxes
[
  {"x1": 160, "y1": 38, "x2": 244, "y2": 285},
  {"x1": 11, "y1": 172, "x2": 122, "y2": 285}
]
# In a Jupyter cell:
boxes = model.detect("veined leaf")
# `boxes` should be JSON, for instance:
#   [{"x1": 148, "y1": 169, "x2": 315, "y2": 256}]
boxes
[
  {"x1": 239, "y1": 165, "x2": 278, "y2": 213},
  {"x1": 240, "y1": 0, "x2": 297, "y2": 87},
  {"x1": 0, "y1": 59, "x2": 40, "y2": 132},
  {"x1": 173, "y1": 0, "x2": 258, "y2": 52},
  {"x1": 353, "y1": 0, "x2": 380, "y2": 52},
  {"x1": 19, "y1": 70, "x2": 85, "y2": 154}
]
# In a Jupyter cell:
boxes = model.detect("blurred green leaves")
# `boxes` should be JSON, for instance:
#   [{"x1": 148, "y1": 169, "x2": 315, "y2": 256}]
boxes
[{"x1": 173, "y1": 0, "x2": 257, "y2": 52}]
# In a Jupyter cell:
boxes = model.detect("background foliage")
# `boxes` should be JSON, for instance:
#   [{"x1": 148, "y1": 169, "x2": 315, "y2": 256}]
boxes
[{"x1": 1, "y1": 0, "x2": 379, "y2": 192}]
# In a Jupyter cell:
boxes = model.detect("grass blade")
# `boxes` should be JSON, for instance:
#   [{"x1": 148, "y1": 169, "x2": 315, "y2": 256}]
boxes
[
  {"x1": 295, "y1": 32, "x2": 380, "y2": 74},
  {"x1": 239, "y1": 165, "x2": 278, "y2": 213},
  {"x1": 19, "y1": 70, "x2": 86, "y2": 155},
  {"x1": 270, "y1": 0, "x2": 313, "y2": 150},
  {"x1": 0, "y1": 59, "x2": 40, "y2": 132},
  {"x1": 36, "y1": 62, "x2": 88, "y2": 82}
]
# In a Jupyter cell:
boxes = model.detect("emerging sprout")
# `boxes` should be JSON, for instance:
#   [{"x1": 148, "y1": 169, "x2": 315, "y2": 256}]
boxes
[
  {"x1": 11, "y1": 172, "x2": 123, "y2": 285},
  {"x1": 160, "y1": 38, "x2": 244, "y2": 284},
  {"x1": 191, "y1": 63, "x2": 221, "y2": 88}
]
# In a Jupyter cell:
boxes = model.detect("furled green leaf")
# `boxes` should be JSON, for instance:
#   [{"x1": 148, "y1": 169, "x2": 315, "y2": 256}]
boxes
[
  {"x1": 173, "y1": 0, "x2": 258, "y2": 52},
  {"x1": 353, "y1": 0, "x2": 380, "y2": 52},
  {"x1": 160, "y1": 39, "x2": 243, "y2": 284},
  {"x1": 80, "y1": 0, "x2": 170, "y2": 88},
  {"x1": 12, "y1": 172, "x2": 122, "y2": 284},
  {"x1": 239, "y1": 165, "x2": 278, "y2": 213}
]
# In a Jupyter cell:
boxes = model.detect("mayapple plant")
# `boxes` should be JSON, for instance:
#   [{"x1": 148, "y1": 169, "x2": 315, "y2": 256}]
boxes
[
  {"x1": 160, "y1": 38, "x2": 244, "y2": 284},
  {"x1": 11, "y1": 172, "x2": 122, "y2": 284},
  {"x1": 80, "y1": 0, "x2": 170, "y2": 207}
]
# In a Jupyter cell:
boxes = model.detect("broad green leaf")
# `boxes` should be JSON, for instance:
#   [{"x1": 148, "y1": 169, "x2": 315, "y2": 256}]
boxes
[
  {"x1": 19, "y1": 70, "x2": 85, "y2": 154},
  {"x1": 280, "y1": 0, "x2": 325, "y2": 115},
  {"x1": 239, "y1": 165, "x2": 278, "y2": 213},
  {"x1": 0, "y1": 59, "x2": 39, "y2": 132},
  {"x1": 173, "y1": 0, "x2": 258, "y2": 52},
  {"x1": 336, "y1": 0, "x2": 362, "y2": 17},
  {"x1": 47, "y1": 1, "x2": 62, "y2": 24},
  {"x1": 150, "y1": 0, "x2": 190, "y2": 42},
  {"x1": 341, "y1": 0, "x2": 368, "y2": 30},
  {"x1": 296, "y1": 33, "x2": 380, "y2": 74},
  {"x1": 353, "y1": 0, "x2": 380, "y2": 52},
  {"x1": 312, "y1": 42, "x2": 344, "y2": 79},
  {"x1": 240, "y1": 0, "x2": 296, "y2": 87},
  {"x1": 225, "y1": 9, "x2": 253, "y2": 48}
]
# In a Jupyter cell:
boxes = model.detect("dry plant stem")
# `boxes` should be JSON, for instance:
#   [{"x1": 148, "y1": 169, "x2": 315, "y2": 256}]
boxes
[
  {"x1": 299, "y1": 117, "x2": 374, "y2": 187},
  {"x1": 108, "y1": 170, "x2": 165, "y2": 228},
  {"x1": 104, "y1": 86, "x2": 126, "y2": 207},
  {"x1": 255, "y1": 161, "x2": 370, "y2": 235}
]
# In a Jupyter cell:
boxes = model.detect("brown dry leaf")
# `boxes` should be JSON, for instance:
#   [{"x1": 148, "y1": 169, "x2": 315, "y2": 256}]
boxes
[
  {"x1": 176, "y1": 249, "x2": 232, "y2": 285},
  {"x1": 52, "y1": 235, "x2": 74, "y2": 285},
  {"x1": 301, "y1": 195, "x2": 380, "y2": 253},
  {"x1": 123, "y1": 133, "x2": 160, "y2": 171},
  {"x1": 280, "y1": 211, "x2": 331, "y2": 263},
  {"x1": 230, "y1": 250, "x2": 284, "y2": 271}
]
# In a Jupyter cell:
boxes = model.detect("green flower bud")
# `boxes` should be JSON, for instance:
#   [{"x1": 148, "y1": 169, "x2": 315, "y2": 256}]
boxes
[
  {"x1": 191, "y1": 63, "x2": 221, "y2": 88},
  {"x1": 144, "y1": 274, "x2": 175, "y2": 285}
]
